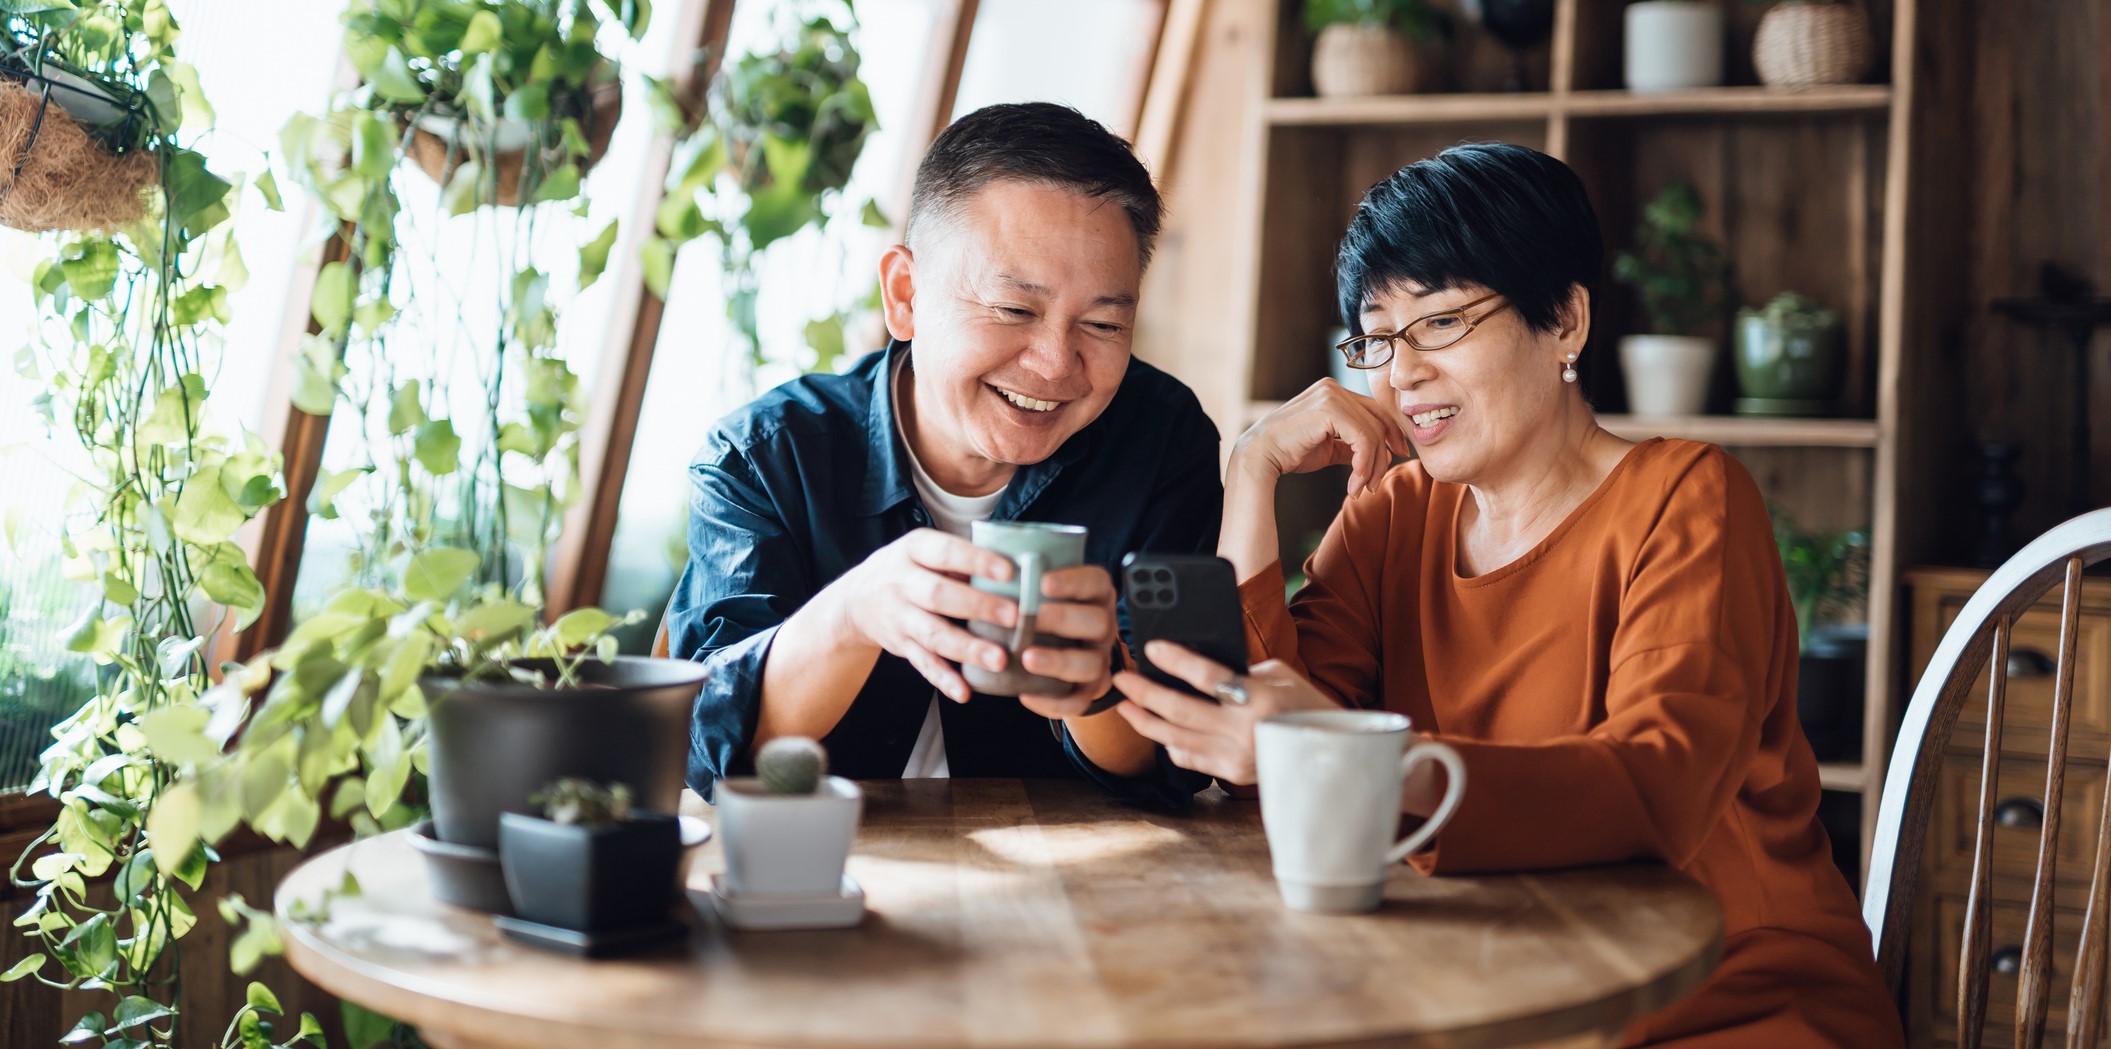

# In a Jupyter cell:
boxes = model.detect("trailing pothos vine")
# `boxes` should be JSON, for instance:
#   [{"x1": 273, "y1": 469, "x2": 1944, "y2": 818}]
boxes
[{"x1": 1, "y1": 1, "x2": 320, "y2": 1046}]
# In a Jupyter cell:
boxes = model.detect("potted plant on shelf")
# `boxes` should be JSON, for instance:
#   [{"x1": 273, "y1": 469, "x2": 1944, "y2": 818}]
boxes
[
  {"x1": 1750, "y1": 0, "x2": 1872, "y2": 88},
  {"x1": 1623, "y1": 0, "x2": 1724, "y2": 92},
  {"x1": 1612, "y1": 179, "x2": 1729, "y2": 417},
  {"x1": 1303, "y1": 0, "x2": 1447, "y2": 98},
  {"x1": 710, "y1": 737, "x2": 866, "y2": 930},
  {"x1": 3, "y1": 1, "x2": 329, "y2": 1045},
  {"x1": 1773, "y1": 509, "x2": 1869, "y2": 763},
  {"x1": 496, "y1": 777, "x2": 690, "y2": 955},
  {"x1": 1734, "y1": 290, "x2": 1844, "y2": 415}
]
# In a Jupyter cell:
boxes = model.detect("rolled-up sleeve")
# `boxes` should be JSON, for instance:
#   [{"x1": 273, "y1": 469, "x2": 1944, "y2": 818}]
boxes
[{"x1": 670, "y1": 443, "x2": 811, "y2": 799}]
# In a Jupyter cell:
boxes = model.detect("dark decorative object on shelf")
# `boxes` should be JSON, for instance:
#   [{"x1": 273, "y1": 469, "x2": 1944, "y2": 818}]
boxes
[
  {"x1": 1798, "y1": 623, "x2": 1867, "y2": 763},
  {"x1": 1990, "y1": 262, "x2": 2111, "y2": 518},
  {"x1": 1971, "y1": 440, "x2": 2026, "y2": 568},
  {"x1": 1475, "y1": 0, "x2": 1555, "y2": 91}
]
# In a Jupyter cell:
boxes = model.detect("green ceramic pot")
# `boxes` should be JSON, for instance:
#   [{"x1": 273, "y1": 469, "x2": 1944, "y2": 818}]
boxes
[{"x1": 1734, "y1": 293, "x2": 1843, "y2": 412}]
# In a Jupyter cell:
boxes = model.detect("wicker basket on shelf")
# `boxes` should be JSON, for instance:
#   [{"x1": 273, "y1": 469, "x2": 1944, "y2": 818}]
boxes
[
  {"x1": 1311, "y1": 24, "x2": 1425, "y2": 98},
  {"x1": 1753, "y1": 2, "x2": 1873, "y2": 88}
]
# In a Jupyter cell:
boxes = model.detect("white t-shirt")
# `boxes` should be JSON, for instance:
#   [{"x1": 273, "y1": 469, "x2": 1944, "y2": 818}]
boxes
[{"x1": 893, "y1": 354, "x2": 1005, "y2": 778}]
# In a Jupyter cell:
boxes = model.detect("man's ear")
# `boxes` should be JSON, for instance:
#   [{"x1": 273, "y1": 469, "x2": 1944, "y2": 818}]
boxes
[{"x1": 879, "y1": 244, "x2": 917, "y2": 342}]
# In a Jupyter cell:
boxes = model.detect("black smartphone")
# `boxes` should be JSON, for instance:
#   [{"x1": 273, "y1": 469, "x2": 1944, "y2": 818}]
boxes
[{"x1": 1121, "y1": 553, "x2": 1250, "y2": 701}]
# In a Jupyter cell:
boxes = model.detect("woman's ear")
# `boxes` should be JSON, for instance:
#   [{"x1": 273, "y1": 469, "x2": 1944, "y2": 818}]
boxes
[
  {"x1": 878, "y1": 244, "x2": 917, "y2": 342},
  {"x1": 1554, "y1": 284, "x2": 1591, "y2": 354}
]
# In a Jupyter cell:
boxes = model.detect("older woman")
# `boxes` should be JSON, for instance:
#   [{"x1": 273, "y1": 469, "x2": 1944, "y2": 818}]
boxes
[{"x1": 1111, "y1": 143, "x2": 1902, "y2": 1047}]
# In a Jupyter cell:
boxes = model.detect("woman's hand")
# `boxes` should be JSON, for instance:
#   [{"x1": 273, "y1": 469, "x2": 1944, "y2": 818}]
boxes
[
  {"x1": 1230, "y1": 378, "x2": 1408, "y2": 499},
  {"x1": 1112, "y1": 641, "x2": 1343, "y2": 785}
]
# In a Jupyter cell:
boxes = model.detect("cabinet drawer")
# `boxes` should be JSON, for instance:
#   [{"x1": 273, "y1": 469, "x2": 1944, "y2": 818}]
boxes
[
  {"x1": 1930, "y1": 894, "x2": 2100, "y2": 1046},
  {"x1": 1935, "y1": 756, "x2": 2109, "y2": 882},
  {"x1": 1943, "y1": 603, "x2": 2111, "y2": 758}
]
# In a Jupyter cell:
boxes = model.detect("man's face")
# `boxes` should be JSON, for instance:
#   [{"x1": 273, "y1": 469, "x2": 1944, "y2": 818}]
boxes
[{"x1": 882, "y1": 180, "x2": 1144, "y2": 494}]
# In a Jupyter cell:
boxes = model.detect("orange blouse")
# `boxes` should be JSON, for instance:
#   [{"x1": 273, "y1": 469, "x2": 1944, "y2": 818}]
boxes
[{"x1": 1240, "y1": 438, "x2": 1902, "y2": 1048}]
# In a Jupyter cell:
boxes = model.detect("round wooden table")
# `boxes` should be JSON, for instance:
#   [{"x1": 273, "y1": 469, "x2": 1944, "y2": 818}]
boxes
[{"x1": 277, "y1": 779, "x2": 1721, "y2": 1049}]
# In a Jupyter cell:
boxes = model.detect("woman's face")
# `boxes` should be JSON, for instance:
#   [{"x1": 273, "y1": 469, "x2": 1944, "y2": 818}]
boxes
[{"x1": 1365, "y1": 281, "x2": 1586, "y2": 485}]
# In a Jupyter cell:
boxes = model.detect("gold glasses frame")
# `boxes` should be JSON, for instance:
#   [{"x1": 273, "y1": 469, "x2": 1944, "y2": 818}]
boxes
[{"x1": 1335, "y1": 291, "x2": 1512, "y2": 370}]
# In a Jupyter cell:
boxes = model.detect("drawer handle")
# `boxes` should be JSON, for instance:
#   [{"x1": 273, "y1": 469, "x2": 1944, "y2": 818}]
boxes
[
  {"x1": 1995, "y1": 798, "x2": 2045, "y2": 830},
  {"x1": 1993, "y1": 946, "x2": 2023, "y2": 976},
  {"x1": 2007, "y1": 647, "x2": 2056, "y2": 679}
]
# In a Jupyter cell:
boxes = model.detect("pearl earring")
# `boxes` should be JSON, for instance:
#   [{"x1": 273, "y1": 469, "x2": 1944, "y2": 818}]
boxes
[{"x1": 1561, "y1": 353, "x2": 1578, "y2": 384}]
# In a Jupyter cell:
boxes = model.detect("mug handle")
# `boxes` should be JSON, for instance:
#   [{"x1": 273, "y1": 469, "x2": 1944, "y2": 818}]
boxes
[
  {"x1": 1008, "y1": 551, "x2": 1044, "y2": 655},
  {"x1": 1386, "y1": 738, "x2": 1466, "y2": 863}
]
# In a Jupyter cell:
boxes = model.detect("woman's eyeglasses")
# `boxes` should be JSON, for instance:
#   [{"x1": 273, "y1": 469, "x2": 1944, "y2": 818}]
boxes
[{"x1": 1336, "y1": 292, "x2": 1511, "y2": 370}]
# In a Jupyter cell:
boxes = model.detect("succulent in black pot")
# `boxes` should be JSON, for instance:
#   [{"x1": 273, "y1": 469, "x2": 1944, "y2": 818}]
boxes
[{"x1": 497, "y1": 777, "x2": 688, "y2": 956}]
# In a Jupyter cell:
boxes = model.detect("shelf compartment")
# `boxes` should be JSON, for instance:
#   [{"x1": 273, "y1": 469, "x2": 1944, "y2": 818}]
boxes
[
  {"x1": 1262, "y1": 86, "x2": 1891, "y2": 129},
  {"x1": 1266, "y1": 93, "x2": 1559, "y2": 127},
  {"x1": 1597, "y1": 415, "x2": 1881, "y2": 447},
  {"x1": 1818, "y1": 762, "x2": 1869, "y2": 793},
  {"x1": 1564, "y1": 85, "x2": 1892, "y2": 119}
]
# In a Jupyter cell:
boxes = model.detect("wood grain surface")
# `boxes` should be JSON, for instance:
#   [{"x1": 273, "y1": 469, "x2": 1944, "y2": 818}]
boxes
[{"x1": 276, "y1": 779, "x2": 1720, "y2": 1049}]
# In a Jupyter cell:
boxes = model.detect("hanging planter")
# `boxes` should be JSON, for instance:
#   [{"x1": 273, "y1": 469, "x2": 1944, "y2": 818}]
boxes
[
  {"x1": 0, "y1": 59, "x2": 158, "y2": 232},
  {"x1": 405, "y1": 79, "x2": 624, "y2": 207}
]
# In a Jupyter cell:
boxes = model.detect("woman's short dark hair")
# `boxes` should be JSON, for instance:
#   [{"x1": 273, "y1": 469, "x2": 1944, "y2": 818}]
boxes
[
  {"x1": 908, "y1": 102, "x2": 1162, "y2": 268},
  {"x1": 1336, "y1": 143, "x2": 1602, "y2": 336}
]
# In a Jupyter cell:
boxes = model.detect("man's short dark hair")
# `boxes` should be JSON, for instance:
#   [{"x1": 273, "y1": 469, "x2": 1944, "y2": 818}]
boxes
[
  {"x1": 1336, "y1": 142, "x2": 1603, "y2": 336},
  {"x1": 908, "y1": 102, "x2": 1162, "y2": 268}
]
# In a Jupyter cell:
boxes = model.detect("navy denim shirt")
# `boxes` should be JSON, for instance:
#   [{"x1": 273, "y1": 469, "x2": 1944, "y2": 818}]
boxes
[{"x1": 672, "y1": 341, "x2": 1222, "y2": 809}]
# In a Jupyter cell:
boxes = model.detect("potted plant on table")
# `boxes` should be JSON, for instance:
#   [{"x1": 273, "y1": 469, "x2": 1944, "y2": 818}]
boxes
[
  {"x1": 1750, "y1": 0, "x2": 1873, "y2": 88},
  {"x1": 1733, "y1": 290, "x2": 1844, "y2": 415},
  {"x1": 496, "y1": 777, "x2": 690, "y2": 955},
  {"x1": 1303, "y1": 0, "x2": 1447, "y2": 98},
  {"x1": 1773, "y1": 509, "x2": 1869, "y2": 762},
  {"x1": 1612, "y1": 178, "x2": 1729, "y2": 417},
  {"x1": 711, "y1": 737, "x2": 866, "y2": 930}
]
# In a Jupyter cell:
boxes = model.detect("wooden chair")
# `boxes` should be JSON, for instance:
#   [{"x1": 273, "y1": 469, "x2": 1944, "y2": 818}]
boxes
[{"x1": 1866, "y1": 507, "x2": 2111, "y2": 1048}]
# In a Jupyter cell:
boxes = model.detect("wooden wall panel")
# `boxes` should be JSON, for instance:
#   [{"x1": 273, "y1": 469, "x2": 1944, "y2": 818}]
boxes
[{"x1": 1955, "y1": 1, "x2": 2109, "y2": 548}]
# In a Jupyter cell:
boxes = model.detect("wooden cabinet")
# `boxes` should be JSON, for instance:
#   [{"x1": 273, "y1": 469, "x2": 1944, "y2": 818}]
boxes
[
  {"x1": 1205, "y1": 0, "x2": 1954, "y2": 877},
  {"x1": 1902, "y1": 567, "x2": 2111, "y2": 1048}
]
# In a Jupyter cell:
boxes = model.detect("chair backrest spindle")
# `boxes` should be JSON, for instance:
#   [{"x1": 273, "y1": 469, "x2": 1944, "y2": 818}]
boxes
[{"x1": 1867, "y1": 511, "x2": 2111, "y2": 1048}]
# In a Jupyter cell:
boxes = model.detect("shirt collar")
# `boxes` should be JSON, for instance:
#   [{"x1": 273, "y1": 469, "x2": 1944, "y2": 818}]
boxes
[{"x1": 859, "y1": 339, "x2": 1116, "y2": 519}]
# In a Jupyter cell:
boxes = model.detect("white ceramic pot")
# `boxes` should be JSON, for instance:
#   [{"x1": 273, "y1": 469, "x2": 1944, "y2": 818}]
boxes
[
  {"x1": 715, "y1": 775, "x2": 862, "y2": 897},
  {"x1": 1624, "y1": 1, "x2": 1725, "y2": 92},
  {"x1": 1619, "y1": 334, "x2": 1717, "y2": 416}
]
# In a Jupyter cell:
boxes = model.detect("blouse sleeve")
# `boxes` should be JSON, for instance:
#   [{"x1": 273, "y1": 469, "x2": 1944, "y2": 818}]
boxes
[
  {"x1": 1422, "y1": 450, "x2": 1792, "y2": 873},
  {"x1": 1237, "y1": 476, "x2": 1402, "y2": 712}
]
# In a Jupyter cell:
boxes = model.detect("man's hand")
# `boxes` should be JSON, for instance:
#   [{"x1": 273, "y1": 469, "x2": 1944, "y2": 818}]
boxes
[
  {"x1": 830, "y1": 528, "x2": 1023, "y2": 702},
  {"x1": 1016, "y1": 564, "x2": 1120, "y2": 720}
]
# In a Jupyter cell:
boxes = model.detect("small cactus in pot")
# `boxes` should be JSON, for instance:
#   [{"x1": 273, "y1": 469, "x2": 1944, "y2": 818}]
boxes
[{"x1": 756, "y1": 736, "x2": 828, "y2": 795}]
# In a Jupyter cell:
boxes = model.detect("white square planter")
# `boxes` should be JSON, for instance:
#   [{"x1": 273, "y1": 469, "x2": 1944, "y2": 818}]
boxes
[{"x1": 714, "y1": 776, "x2": 863, "y2": 897}]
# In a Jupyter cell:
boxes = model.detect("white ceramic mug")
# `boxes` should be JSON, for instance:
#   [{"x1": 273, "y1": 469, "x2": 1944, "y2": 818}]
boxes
[{"x1": 1256, "y1": 710, "x2": 1466, "y2": 913}]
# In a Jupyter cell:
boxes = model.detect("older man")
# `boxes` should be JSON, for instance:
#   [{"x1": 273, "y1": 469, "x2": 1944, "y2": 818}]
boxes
[{"x1": 673, "y1": 103, "x2": 1220, "y2": 807}]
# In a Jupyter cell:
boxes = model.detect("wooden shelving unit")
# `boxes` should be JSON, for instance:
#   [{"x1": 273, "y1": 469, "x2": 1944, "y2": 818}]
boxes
[{"x1": 1227, "y1": 0, "x2": 1921, "y2": 875}]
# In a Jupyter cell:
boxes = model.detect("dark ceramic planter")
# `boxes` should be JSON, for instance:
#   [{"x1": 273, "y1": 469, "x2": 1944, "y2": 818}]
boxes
[
  {"x1": 423, "y1": 656, "x2": 708, "y2": 851},
  {"x1": 1796, "y1": 625, "x2": 1867, "y2": 763},
  {"x1": 498, "y1": 811, "x2": 684, "y2": 932}
]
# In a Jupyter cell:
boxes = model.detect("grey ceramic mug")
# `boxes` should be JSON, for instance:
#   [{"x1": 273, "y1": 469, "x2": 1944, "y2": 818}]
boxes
[{"x1": 963, "y1": 521, "x2": 1089, "y2": 697}]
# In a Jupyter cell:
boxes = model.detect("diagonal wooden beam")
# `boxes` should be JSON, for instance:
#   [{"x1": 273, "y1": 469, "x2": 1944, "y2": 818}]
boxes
[
  {"x1": 928, "y1": 0, "x2": 983, "y2": 142},
  {"x1": 544, "y1": 0, "x2": 740, "y2": 616},
  {"x1": 1135, "y1": 0, "x2": 1206, "y2": 184}
]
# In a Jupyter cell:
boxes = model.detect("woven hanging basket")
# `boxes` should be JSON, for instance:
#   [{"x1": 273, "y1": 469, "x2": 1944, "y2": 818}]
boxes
[
  {"x1": 1312, "y1": 24, "x2": 1425, "y2": 98},
  {"x1": 407, "y1": 80, "x2": 623, "y2": 207},
  {"x1": 1753, "y1": 3, "x2": 1873, "y2": 88},
  {"x1": 0, "y1": 79, "x2": 157, "y2": 233}
]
